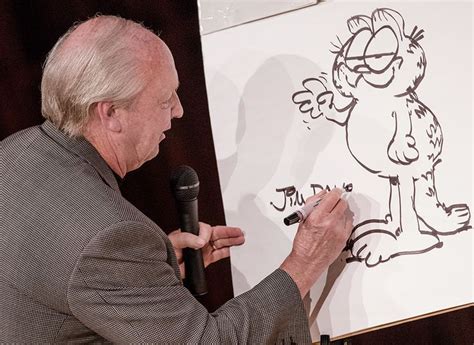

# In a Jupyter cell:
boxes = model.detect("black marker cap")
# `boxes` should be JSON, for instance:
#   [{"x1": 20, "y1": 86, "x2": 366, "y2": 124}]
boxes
[{"x1": 284, "y1": 212, "x2": 301, "y2": 226}]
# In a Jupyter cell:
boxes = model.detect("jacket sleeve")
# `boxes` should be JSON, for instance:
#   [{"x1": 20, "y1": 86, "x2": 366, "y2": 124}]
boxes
[{"x1": 67, "y1": 221, "x2": 311, "y2": 344}]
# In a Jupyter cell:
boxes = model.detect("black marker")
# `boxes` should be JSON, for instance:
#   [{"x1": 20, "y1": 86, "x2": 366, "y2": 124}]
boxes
[{"x1": 283, "y1": 183, "x2": 353, "y2": 226}]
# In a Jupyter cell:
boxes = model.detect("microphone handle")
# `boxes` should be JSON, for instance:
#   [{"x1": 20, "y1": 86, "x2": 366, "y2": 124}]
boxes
[{"x1": 178, "y1": 200, "x2": 208, "y2": 296}]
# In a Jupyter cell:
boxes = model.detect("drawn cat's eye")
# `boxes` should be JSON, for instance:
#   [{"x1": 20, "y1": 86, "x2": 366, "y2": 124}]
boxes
[
  {"x1": 364, "y1": 27, "x2": 399, "y2": 73},
  {"x1": 345, "y1": 28, "x2": 372, "y2": 72}
]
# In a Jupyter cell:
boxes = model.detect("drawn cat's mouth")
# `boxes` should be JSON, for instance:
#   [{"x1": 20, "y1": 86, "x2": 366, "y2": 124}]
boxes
[
  {"x1": 361, "y1": 57, "x2": 403, "y2": 87},
  {"x1": 341, "y1": 54, "x2": 402, "y2": 88}
]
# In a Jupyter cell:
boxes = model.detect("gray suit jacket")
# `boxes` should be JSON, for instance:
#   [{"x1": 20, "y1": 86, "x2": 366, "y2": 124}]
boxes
[{"x1": 0, "y1": 121, "x2": 311, "y2": 344}]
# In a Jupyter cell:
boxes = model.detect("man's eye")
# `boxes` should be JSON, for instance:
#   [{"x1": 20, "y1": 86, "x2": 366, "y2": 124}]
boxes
[{"x1": 160, "y1": 99, "x2": 172, "y2": 109}]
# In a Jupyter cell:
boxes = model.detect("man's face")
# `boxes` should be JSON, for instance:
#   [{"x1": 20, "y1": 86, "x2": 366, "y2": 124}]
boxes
[{"x1": 117, "y1": 47, "x2": 183, "y2": 171}]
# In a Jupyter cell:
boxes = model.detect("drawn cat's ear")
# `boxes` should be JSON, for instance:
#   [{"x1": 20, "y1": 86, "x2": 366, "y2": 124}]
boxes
[
  {"x1": 347, "y1": 15, "x2": 372, "y2": 34},
  {"x1": 372, "y1": 8, "x2": 406, "y2": 41}
]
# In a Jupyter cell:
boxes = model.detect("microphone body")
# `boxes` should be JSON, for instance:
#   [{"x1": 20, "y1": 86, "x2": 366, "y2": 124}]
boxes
[{"x1": 170, "y1": 166, "x2": 208, "y2": 296}]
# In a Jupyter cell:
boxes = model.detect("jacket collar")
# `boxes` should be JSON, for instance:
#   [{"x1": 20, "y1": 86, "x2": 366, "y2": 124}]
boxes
[{"x1": 40, "y1": 120, "x2": 120, "y2": 192}]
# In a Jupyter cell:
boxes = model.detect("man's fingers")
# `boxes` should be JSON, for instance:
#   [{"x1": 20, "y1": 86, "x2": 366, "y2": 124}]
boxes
[
  {"x1": 212, "y1": 236, "x2": 245, "y2": 249},
  {"x1": 305, "y1": 190, "x2": 327, "y2": 204},
  {"x1": 346, "y1": 208, "x2": 354, "y2": 235},
  {"x1": 345, "y1": 212, "x2": 354, "y2": 234},
  {"x1": 211, "y1": 225, "x2": 244, "y2": 241},
  {"x1": 305, "y1": 189, "x2": 346, "y2": 225},
  {"x1": 197, "y1": 222, "x2": 212, "y2": 244},
  {"x1": 172, "y1": 224, "x2": 246, "y2": 258},
  {"x1": 169, "y1": 231, "x2": 205, "y2": 250},
  {"x1": 210, "y1": 247, "x2": 230, "y2": 263},
  {"x1": 204, "y1": 247, "x2": 230, "y2": 267},
  {"x1": 316, "y1": 188, "x2": 343, "y2": 214},
  {"x1": 329, "y1": 197, "x2": 348, "y2": 218},
  {"x1": 209, "y1": 225, "x2": 245, "y2": 250}
]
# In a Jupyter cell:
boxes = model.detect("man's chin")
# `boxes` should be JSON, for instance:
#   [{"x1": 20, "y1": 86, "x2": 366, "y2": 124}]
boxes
[{"x1": 135, "y1": 147, "x2": 160, "y2": 170}]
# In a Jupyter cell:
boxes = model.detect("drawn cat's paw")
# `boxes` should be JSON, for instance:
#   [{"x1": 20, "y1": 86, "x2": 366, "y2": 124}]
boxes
[
  {"x1": 292, "y1": 77, "x2": 328, "y2": 120},
  {"x1": 347, "y1": 230, "x2": 399, "y2": 267},
  {"x1": 388, "y1": 134, "x2": 419, "y2": 165},
  {"x1": 347, "y1": 227, "x2": 442, "y2": 267},
  {"x1": 316, "y1": 90, "x2": 335, "y2": 118},
  {"x1": 420, "y1": 203, "x2": 471, "y2": 235}
]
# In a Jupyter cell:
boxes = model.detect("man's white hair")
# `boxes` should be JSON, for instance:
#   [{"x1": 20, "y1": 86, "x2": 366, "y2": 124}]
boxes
[{"x1": 41, "y1": 15, "x2": 154, "y2": 137}]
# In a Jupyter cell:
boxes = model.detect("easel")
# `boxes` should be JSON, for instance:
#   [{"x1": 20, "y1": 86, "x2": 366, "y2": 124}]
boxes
[{"x1": 320, "y1": 334, "x2": 351, "y2": 345}]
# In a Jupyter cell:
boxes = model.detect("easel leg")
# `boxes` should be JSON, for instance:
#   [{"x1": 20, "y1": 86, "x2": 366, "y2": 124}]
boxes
[
  {"x1": 320, "y1": 335, "x2": 352, "y2": 345},
  {"x1": 320, "y1": 334, "x2": 330, "y2": 345}
]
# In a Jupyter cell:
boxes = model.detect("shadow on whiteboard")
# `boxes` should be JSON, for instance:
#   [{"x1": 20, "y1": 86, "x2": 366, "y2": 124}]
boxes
[
  {"x1": 222, "y1": 54, "x2": 331, "y2": 295},
  {"x1": 307, "y1": 192, "x2": 379, "y2": 338}
]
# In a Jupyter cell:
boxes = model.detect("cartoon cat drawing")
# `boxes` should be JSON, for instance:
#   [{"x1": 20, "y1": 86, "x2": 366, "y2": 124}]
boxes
[{"x1": 293, "y1": 8, "x2": 471, "y2": 267}]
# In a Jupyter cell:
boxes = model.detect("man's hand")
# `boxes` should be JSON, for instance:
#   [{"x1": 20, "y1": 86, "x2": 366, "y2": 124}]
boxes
[
  {"x1": 280, "y1": 189, "x2": 354, "y2": 297},
  {"x1": 168, "y1": 222, "x2": 245, "y2": 278}
]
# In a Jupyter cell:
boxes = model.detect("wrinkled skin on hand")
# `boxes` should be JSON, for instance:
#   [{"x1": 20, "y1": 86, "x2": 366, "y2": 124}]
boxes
[{"x1": 280, "y1": 189, "x2": 354, "y2": 297}]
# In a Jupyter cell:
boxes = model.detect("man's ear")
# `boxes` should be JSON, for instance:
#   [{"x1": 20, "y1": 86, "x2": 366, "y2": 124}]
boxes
[{"x1": 95, "y1": 101, "x2": 122, "y2": 132}]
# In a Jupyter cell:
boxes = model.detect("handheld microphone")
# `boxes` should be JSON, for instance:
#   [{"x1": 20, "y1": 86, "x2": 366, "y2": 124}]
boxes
[{"x1": 170, "y1": 165, "x2": 208, "y2": 296}]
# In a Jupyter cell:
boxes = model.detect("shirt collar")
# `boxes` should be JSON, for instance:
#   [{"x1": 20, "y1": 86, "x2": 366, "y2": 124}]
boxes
[{"x1": 40, "y1": 120, "x2": 120, "y2": 192}]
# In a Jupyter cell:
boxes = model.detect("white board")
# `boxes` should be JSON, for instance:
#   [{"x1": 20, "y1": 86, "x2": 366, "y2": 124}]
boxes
[
  {"x1": 201, "y1": 1, "x2": 473, "y2": 340},
  {"x1": 198, "y1": 0, "x2": 318, "y2": 34}
]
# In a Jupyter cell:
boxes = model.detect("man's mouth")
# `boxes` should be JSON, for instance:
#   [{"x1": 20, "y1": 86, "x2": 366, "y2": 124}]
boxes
[{"x1": 160, "y1": 127, "x2": 172, "y2": 141}]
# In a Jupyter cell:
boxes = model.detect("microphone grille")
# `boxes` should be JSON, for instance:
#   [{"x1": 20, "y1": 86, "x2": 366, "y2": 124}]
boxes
[{"x1": 170, "y1": 165, "x2": 200, "y2": 201}]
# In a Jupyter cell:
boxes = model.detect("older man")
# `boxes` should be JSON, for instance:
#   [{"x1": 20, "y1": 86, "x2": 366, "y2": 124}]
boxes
[{"x1": 1, "y1": 15, "x2": 353, "y2": 343}]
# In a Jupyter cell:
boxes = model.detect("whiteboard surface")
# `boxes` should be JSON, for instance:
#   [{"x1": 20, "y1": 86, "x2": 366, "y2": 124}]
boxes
[
  {"x1": 201, "y1": 1, "x2": 473, "y2": 339},
  {"x1": 198, "y1": 0, "x2": 318, "y2": 35}
]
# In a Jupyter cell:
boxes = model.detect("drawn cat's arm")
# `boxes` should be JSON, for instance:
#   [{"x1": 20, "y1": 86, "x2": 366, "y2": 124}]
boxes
[
  {"x1": 387, "y1": 110, "x2": 419, "y2": 165},
  {"x1": 317, "y1": 91, "x2": 355, "y2": 126}
]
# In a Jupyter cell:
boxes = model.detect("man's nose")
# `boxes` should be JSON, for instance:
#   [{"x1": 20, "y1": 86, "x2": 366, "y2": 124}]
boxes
[{"x1": 172, "y1": 94, "x2": 184, "y2": 119}]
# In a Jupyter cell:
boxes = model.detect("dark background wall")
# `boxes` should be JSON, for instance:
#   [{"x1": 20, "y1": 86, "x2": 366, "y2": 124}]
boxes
[{"x1": 0, "y1": 1, "x2": 472, "y2": 344}]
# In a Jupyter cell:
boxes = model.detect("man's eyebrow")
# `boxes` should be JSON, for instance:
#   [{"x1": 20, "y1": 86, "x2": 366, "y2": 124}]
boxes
[{"x1": 160, "y1": 83, "x2": 179, "y2": 101}]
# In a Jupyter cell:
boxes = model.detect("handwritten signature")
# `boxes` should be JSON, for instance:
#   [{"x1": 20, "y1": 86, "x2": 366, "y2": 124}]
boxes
[{"x1": 270, "y1": 182, "x2": 353, "y2": 212}]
